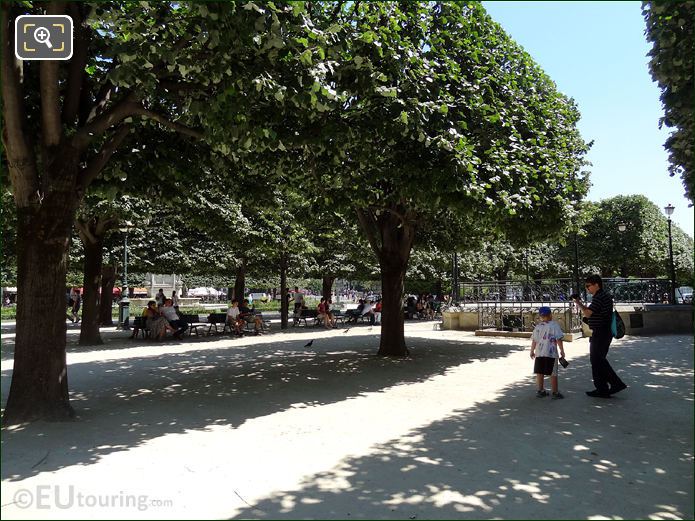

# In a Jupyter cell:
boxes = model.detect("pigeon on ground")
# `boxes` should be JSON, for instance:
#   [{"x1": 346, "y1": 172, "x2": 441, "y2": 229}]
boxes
[
  {"x1": 304, "y1": 340, "x2": 314, "y2": 347},
  {"x1": 343, "y1": 328, "x2": 350, "y2": 333}
]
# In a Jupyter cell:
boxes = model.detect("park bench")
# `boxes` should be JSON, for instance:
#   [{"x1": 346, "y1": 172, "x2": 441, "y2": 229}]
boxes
[
  {"x1": 180, "y1": 314, "x2": 208, "y2": 336},
  {"x1": 131, "y1": 316, "x2": 151, "y2": 339},
  {"x1": 241, "y1": 312, "x2": 271, "y2": 334},
  {"x1": 206, "y1": 312, "x2": 233, "y2": 335},
  {"x1": 316, "y1": 309, "x2": 346, "y2": 327},
  {"x1": 293, "y1": 308, "x2": 318, "y2": 327}
]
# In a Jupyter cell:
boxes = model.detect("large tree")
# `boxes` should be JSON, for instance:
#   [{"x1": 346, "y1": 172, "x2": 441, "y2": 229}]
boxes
[
  {"x1": 0, "y1": 1, "x2": 317, "y2": 424},
  {"x1": 303, "y1": 3, "x2": 590, "y2": 355},
  {"x1": 643, "y1": 1, "x2": 694, "y2": 201},
  {"x1": 576, "y1": 195, "x2": 693, "y2": 280}
]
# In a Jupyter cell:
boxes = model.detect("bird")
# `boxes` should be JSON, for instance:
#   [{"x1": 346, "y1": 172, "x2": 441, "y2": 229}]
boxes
[
  {"x1": 343, "y1": 328, "x2": 350, "y2": 333},
  {"x1": 304, "y1": 340, "x2": 314, "y2": 347}
]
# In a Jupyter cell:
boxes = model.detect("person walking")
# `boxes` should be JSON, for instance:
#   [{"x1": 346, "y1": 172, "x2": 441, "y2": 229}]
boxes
[{"x1": 572, "y1": 275, "x2": 627, "y2": 398}]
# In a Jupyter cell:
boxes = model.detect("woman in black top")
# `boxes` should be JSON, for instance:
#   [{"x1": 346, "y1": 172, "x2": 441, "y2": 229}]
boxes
[{"x1": 573, "y1": 275, "x2": 627, "y2": 398}]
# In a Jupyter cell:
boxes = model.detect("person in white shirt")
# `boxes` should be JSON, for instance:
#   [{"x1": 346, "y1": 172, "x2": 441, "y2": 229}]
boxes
[
  {"x1": 226, "y1": 299, "x2": 243, "y2": 335},
  {"x1": 361, "y1": 300, "x2": 375, "y2": 325},
  {"x1": 293, "y1": 287, "x2": 304, "y2": 315},
  {"x1": 530, "y1": 306, "x2": 566, "y2": 399},
  {"x1": 161, "y1": 299, "x2": 186, "y2": 339}
]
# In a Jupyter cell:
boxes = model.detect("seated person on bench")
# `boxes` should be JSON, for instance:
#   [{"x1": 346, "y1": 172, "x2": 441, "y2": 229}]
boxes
[
  {"x1": 226, "y1": 299, "x2": 243, "y2": 335},
  {"x1": 345, "y1": 299, "x2": 365, "y2": 323},
  {"x1": 160, "y1": 299, "x2": 187, "y2": 339},
  {"x1": 239, "y1": 299, "x2": 263, "y2": 334},
  {"x1": 361, "y1": 300, "x2": 375, "y2": 325},
  {"x1": 144, "y1": 300, "x2": 176, "y2": 341}
]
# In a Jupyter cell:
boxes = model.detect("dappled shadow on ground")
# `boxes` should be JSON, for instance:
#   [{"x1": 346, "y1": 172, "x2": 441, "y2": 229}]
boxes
[
  {"x1": 1, "y1": 319, "x2": 428, "y2": 361},
  {"x1": 229, "y1": 335, "x2": 694, "y2": 520},
  {"x1": 1, "y1": 329, "x2": 517, "y2": 482}
]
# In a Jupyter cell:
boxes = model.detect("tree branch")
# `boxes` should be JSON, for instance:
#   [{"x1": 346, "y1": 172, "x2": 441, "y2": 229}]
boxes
[
  {"x1": 85, "y1": 80, "x2": 120, "y2": 123},
  {"x1": 78, "y1": 125, "x2": 131, "y2": 191},
  {"x1": 62, "y1": 3, "x2": 91, "y2": 126},
  {"x1": 41, "y1": 1, "x2": 65, "y2": 144},
  {"x1": 72, "y1": 93, "x2": 138, "y2": 149},
  {"x1": 75, "y1": 218, "x2": 96, "y2": 245},
  {"x1": 130, "y1": 106, "x2": 204, "y2": 139},
  {"x1": 355, "y1": 207, "x2": 383, "y2": 258},
  {"x1": 1, "y1": 3, "x2": 40, "y2": 205},
  {"x1": 40, "y1": 61, "x2": 62, "y2": 146}
]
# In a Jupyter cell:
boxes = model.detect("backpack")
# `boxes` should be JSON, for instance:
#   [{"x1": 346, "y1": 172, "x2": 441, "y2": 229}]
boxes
[{"x1": 611, "y1": 310, "x2": 626, "y2": 339}]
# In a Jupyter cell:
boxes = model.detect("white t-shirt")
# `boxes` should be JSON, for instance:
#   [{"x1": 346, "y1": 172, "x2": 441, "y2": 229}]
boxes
[
  {"x1": 160, "y1": 306, "x2": 179, "y2": 321},
  {"x1": 227, "y1": 307, "x2": 240, "y2": 320},
  {"x1": 294, "y1": 292, "x2": 304, "y2": 305},
  {"x1": 531, "y1": 320, "x2": 564, "y2": 358},
  {"x1": 361, "y1": 302, "x2": 374, "y2": 315}
]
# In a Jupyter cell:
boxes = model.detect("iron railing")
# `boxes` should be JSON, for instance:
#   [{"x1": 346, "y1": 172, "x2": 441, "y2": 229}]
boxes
[{"x1": 459, "y1": 278, "x2": 673, "y2": 304}]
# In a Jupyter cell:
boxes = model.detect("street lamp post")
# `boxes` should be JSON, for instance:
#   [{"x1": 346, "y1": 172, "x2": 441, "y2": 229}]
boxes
[
  {"x1": 617, "y1": 221, "x2": 627, "y2": 278},
  {"x1": 573, "y1": 232, "x2": 581, "y2": 298},
  {"x1": 664, "y1": 204, "x2": 677, "y2": 304},
  {"x1": 117, "y1": 221, "x2": 133, "y2": 329},
  {"x1": 452, "y1": 252, "x2": 459, "y2": 302}
]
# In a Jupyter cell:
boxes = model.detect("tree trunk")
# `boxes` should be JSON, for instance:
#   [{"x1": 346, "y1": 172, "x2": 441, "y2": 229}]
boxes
[
  {"x1": 356, "y1": 208, "x2": 416, "y2": 357},
  {"x1": 3, "y1": 202, "x2": 76, "y2": 424},
  {"x1": 79, "y1": 238, "x2": 103, "y2": 345},
  {"x1": 234, "y1": 260, "x2": 246, "y2": 301},
  {"x1": 99, "y1": 264, "x2": 116, "y2": 326},
  {"x1": 322, "y1": 275, "x2": 335, "y2": 302},
  {"x1": 280, "y1": 253, "x2": 288, "y2": 329},
  {"x1": 379, "y1": 259, "x2": 409, "y2": 356}
]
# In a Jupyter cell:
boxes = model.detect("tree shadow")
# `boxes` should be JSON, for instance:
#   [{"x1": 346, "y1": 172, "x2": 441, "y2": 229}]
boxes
[
  {"x1": 1, "y1": 330, "x2": 519, "y2": 482},
  {"x1": 227, "y1": 335, "x2": 694, "y2": 520}
]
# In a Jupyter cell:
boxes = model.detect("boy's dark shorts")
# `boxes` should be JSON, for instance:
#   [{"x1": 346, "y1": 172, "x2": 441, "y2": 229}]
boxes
[{"x1": 534, "y1": 356, "x2": 558, "y2": 376}]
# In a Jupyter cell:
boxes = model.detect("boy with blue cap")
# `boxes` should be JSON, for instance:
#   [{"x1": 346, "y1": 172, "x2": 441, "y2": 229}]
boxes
[{"x1": 530, "y1": 306, "x2": 566, "y2": 399}]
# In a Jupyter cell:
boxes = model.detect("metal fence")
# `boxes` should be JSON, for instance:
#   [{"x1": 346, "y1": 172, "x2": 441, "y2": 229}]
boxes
[
  {"x1": 475, "y1": 302, "x2": 585, "y2": 333},
  {"x1": 458, "y1": 278, "x2": 673, "y2": 304},
  {"x1": 458, "y1": 278, "x2": 673, "y2": 334}
]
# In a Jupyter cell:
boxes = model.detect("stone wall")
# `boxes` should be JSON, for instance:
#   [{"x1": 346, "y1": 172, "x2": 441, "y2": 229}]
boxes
[{"x1": 443, "y1": 305, "x2": 693, "y2": 338}]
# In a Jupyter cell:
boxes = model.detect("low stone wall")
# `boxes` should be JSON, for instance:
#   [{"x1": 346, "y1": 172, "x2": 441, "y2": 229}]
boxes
[
  {"x1": 622, "y1": 304, "x2": 693, "y2": 336},
  {"x1": 442, "y1": 311, "x2": 479, "y2": 331},
  {"x1": 576, "y1": 304, "x2": 692, "y2": 337},
  {"x1": 124, "y1": 297, "x2": 201, "y2": 308},
  {"x1": 443, "y1": 305, "x2": 693, "y2": 338},
  {"x1": 443, "y1": 309, "x2": 574, "y2": 333}
]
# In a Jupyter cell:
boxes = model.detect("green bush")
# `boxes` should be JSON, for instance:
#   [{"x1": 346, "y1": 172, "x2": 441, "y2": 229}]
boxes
[{"x1": 1, "y1": 305, "x2": 17, "y2": 320}]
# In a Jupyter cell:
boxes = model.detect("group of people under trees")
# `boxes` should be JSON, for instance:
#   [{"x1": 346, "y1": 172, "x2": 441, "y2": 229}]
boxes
[
  {"x1": 405, "y1": 293, "x2": 440, "y2": 320},
  {"x1": 132, "y1": 298, "x2": 188, "y2": 341},
  {"x1": 292, "y1": 290, "x2": 342, "y2": 329},
  {"x1": 344, "y1": 298, "x2": 382, "y2": 325}
]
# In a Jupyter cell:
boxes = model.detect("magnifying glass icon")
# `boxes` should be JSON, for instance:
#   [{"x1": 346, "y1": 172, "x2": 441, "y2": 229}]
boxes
[{"x1": 34, "y1": 26, "x2": 53, "y2": 49}]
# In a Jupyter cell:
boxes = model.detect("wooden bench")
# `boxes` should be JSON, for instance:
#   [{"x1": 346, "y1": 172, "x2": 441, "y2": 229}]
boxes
[
  {"x1": 293, "y1": 308, "x2": 318, "y2": 327},
  {"x1": 180, "y1": 314, "x2": 208, "y2": 336},
  {"x1": 131, "y1": 316, "x2": 151, "y2": 339},
  {"x1": 207, "y1": 313, "x2": 233, "y2": 335},
  {"x1": 241, "y1": 312, "x2": 271, "y2": 334},
  {"x1": 315, "y1": 309, "x2": 345, "y2": 327}
]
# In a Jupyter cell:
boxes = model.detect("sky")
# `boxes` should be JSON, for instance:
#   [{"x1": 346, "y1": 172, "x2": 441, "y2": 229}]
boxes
[{"x1": 482, "y1": 0, "x2": 693, "y2": 238}]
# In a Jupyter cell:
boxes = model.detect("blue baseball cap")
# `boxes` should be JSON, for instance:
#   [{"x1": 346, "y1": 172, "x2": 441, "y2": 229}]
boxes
[{"x1": 538, "y1": 306, "x2": 552, "y2": 316}]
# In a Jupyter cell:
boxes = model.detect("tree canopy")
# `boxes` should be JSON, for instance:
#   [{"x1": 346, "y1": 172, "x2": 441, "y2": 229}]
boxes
[{"x1": 643, "y1": 1, "x2": 694, "y2": 201}]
